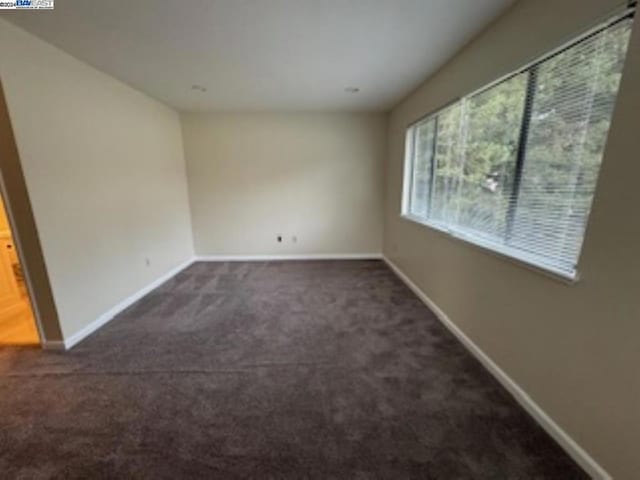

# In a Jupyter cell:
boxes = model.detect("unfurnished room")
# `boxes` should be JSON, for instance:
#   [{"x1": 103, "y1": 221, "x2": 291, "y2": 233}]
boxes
[{"x1": 0, "y1": 0, "x2": 638, "y2": 478}]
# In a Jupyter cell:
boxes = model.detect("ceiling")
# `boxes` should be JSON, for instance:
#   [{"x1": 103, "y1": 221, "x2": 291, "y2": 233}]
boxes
[{"x1": 4, "y1": 0, "x2": 516, "y2": 112}]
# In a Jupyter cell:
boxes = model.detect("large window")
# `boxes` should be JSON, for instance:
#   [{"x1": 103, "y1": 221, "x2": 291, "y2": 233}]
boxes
[{"x1": 402, "y1": 12, "x2": 634, "y2": 279}]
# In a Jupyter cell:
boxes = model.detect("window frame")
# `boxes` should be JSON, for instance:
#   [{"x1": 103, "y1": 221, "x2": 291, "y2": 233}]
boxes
[{"x1": 400, "y1": 8, "x2": 635, "y2": 283}]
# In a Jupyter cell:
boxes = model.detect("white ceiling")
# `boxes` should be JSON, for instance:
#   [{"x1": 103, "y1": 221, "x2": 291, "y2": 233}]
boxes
[{"x1": 4, "y1": 0, "x2": 516, "y2": 111}]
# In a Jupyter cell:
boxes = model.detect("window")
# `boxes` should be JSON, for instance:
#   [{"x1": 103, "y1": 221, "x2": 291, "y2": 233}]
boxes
[{"x1": 402, "y1": 12, "x2": 634, "y2": 279}]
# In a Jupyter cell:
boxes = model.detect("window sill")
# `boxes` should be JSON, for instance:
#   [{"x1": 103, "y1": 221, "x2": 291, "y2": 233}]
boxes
[{"x1": 400, "y1": 214, "x2": 580, "y2": 286}]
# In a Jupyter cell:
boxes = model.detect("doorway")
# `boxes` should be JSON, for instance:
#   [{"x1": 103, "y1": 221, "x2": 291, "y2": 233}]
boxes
[
  {"x1": 0, "y1": 80, "x2": 63, "y2": 349},
  {"x1": 0, "y1": 194, "x2": 39, "y2": 346}
]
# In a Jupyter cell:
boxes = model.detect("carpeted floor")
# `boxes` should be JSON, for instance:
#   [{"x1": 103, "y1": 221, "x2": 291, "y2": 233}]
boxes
[{"x1": 0, "y1": 260, "x2": 587, "y2": 479}]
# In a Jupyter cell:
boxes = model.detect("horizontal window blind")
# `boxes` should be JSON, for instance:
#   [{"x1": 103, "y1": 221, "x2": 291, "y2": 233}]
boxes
[{"x1": 402, "y1": 12, "x2": 634, "y2": 278}]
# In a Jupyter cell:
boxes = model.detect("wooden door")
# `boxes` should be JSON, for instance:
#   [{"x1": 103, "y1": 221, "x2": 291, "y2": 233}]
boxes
[{"x1": 0, "y1": 237, "x2": 21, "y2": 315}]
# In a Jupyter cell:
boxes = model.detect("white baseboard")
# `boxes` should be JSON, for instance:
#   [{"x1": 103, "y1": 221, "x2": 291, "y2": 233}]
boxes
[
  {"x1": 62, "y1": 257, "x2": 196, "y2": 350},
  {"x1": 195, "y1": 253, "x2": 383, "y2": 262},
  {"x1": 382, "y1": 256, "x2": 610, "y2": 480}
]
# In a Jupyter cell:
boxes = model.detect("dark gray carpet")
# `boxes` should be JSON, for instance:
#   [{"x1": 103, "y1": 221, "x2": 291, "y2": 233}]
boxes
[{"x1": 0, "y1": 260, "x2": 587, "y2": 479}]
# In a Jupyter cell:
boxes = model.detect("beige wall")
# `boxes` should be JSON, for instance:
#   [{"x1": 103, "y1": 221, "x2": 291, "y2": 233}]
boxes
[
  {"x1": 384, "y1": 0, "x2": 640, "y2": 478},
  {"x1": 0, "y1": 19, "x2": 194, "y2": 340},
  {"x1": 182, "y1": 112, "x2": 386, "y2": 256}
]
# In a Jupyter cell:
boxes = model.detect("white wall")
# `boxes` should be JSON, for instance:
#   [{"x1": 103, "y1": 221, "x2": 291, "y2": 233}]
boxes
[
  {"x1": 182, "y1": 112, "x2": 386, "y2": 257},
  {"x1": 0, "y1": 19, "x2": 194, "y2": 340},
  {"x1": 383, "y1": 0, "x2": 640, "y2": 478}
]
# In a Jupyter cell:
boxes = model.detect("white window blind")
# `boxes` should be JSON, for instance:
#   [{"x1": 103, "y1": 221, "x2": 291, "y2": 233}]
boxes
[{"x1": 402, "y1": 13, "x2": 634, "y2": 279}]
